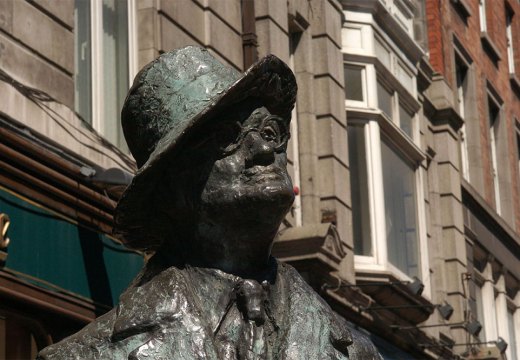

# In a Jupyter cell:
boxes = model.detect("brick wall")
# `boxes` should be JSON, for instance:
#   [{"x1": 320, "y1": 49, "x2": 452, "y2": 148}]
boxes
[{"x1": 427, "y1": 0, "x2": 520, "y2": 230}]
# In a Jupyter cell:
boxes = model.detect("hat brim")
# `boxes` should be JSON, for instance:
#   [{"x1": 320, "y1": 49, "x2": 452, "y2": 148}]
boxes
[{"x1": 114, "y1": 55, "x2": 297, "y2": 250}]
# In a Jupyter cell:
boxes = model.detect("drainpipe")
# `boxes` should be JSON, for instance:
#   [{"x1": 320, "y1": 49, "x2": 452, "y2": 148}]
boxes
[{"x1": 241, "y1": 0, "x2": 258, "y2": 69}]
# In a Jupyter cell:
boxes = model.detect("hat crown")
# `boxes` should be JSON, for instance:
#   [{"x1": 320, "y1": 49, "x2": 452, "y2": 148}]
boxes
[{"x1": 122, "y1": 46, "x2": 241, "y2": 167}]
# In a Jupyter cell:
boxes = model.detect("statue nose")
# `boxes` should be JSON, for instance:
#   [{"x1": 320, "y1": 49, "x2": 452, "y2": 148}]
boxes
[{"x1": 245, "y1": 132, "x2": 275, "y2": 166}]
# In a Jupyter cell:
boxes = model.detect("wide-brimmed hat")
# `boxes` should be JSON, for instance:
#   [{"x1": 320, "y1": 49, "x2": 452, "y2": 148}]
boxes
[{"x1": 114, "y1": 46, "x2": 297, "y2": 250}]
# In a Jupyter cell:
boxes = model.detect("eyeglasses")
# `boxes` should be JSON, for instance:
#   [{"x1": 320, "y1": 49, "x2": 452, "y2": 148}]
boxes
[{"x1": 192, "y1": 111, "x2": 290, "y2": 156}]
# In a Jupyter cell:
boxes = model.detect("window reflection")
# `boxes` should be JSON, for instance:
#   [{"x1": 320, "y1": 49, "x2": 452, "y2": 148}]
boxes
[
  {"x1": 381, "y1": 141, "x2": 418, "y2": 277},
  {"x1": 348, "y1": 124, "x2": 372, "y2": 256}
]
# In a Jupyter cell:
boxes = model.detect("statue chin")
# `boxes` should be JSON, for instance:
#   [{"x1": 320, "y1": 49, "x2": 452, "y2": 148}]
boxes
[{"x1": 219, "y1": 180, "x2": 293, "y2": 209}]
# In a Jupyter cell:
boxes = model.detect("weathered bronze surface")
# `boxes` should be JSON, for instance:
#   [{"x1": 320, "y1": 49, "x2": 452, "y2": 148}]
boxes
[{"x1": 38, "y1": 46, "x2": 382, "y2": 359}]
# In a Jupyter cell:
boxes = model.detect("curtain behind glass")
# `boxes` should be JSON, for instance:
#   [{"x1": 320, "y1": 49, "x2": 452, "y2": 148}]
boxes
[
  {"x1": 74, "y1": 0, "x2": 92, "y2": 124},
  {"x1": 381, "y1": 141, "x2": 419, "y2": 277},
  {"x1": 102, "y1": 0, "x2": 129, "y2": 150}
]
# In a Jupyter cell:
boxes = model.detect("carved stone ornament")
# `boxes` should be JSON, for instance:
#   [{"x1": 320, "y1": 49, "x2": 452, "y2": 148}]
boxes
[{"x1": 38, "y1": 46, "x2": 382, "y2": 360}]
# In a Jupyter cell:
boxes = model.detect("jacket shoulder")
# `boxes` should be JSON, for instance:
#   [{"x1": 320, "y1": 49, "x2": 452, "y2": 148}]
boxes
[
  {"x1": 277, "y1": 261, "x2": 382, "y2": 359},
  {"x1": 37, "y1": 310, "x2": 117, "y2": 360}
]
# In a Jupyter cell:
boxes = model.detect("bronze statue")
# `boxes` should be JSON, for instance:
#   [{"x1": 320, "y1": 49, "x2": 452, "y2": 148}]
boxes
[{"x1": 38, "y1": 46, "x2": 382, "y2": 359}]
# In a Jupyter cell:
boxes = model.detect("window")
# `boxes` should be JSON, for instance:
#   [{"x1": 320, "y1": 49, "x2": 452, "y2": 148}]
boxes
[
  {"x1": 381, "y1": 141, "x2": 419, "y2": 277},
  {"x1": 507, "y1": 307, "x2": 518, "y2": 360},
  {"x1": 377, "y1": 81, "x2": 393, "y2": 119},
  {"x1": 516, "y1": 122, "x2": 520, "y2": 181},
  {"x1": 479, "y1": 0, "x2": 487, "y2": 33},
  {"x1": 288, "y1": 30, "x2": 302, "y2": 227},
  {"x1": 348, "y1": 118, "x2": 425, "y2": 281},
  {"x1": 344, "y1": 26, "x2": 426, "y2": 290},
  {"x1": 74, "y1": 0, "x2": 137, "y2": 150},
  {"x1": 474, "y1": 282, "x2": 487, "y2": 341},
  {"x1": 345, "y1": 65, "x2": 365, "y2": 102},
  {"x1": 344, "y1": 63, "x2": 368, "y2": 107},
  {"x1": 384, "y1": 0, "x2": 415, "y2": 37},
  {"x1": 506, "y1": 9, "x2": 515, "y2": 74},
  {"x1": 348, "y1": 124, "x2": 371, "y2": 256},
  {"x1": 455, "y1": 55, "x2": 470, "y2": 180},
  {"x1": 487, "y1": 94, "x2": 501, "y2": 214},
  {"x1": 472, "y1": 264, "x2": 499, "y2": 342},
  {"x1": 377, "y1": 78, "x2": 416, "y2": 139}
]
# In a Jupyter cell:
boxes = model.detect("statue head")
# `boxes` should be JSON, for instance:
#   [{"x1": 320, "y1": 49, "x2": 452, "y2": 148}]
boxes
[{"x1": 114, "y1": 47, "x2": 297, "y2": 259}]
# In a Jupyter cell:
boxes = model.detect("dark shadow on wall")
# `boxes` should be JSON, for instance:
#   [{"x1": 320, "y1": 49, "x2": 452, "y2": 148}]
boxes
[{"x1": 78, "y1": 226, "x2": 114, "y2": 314}]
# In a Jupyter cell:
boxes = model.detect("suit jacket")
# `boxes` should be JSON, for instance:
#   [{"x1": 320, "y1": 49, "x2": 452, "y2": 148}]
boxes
[{"x1": 38, "y1": 259, "x2": 382, "y2": 360}]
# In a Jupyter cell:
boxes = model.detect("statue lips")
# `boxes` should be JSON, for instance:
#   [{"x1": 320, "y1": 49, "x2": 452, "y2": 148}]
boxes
[
  {"x1": 242, "y1": 165, "x2": 286, "y2": 183},
  {"x1": 240, "y1": 165, "x2": 295, "y2": 209}
]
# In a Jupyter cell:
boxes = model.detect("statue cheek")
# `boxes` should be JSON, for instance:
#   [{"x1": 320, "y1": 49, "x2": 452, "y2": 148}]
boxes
[{"x1": 213, "y1": 156, "x2": 244, "y2": 179}]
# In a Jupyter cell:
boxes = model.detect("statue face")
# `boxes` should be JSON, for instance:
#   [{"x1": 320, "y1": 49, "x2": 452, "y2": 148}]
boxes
[{"x1": 198, "y1": 106, "x2": 294, "y2": 220}]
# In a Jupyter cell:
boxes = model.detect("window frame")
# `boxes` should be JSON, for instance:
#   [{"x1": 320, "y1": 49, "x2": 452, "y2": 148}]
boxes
[
  {"x1": 343, "y1": 17, "x2": 428, "y2": 295},
  {"x1": 78, "y1": 0, "x2": 138, "y2": 149},
  {"x1": 454, "y1": 49, "x2": 471, "y2": 181},
  {"x1": 473, "y1": 265, "x2": 499, "y2": 342},
  {"x1": 486, "y1": 88, "x2": 503, "y2": 215},
  {"x1": 506, "y1": 297, "x2": 520, "y2": 360},
  {"x1": 479, "y1": 0, "x2": 487, "y2": 33},
  {"x1": 376, "y1": 70, "x2": 419, "y2": 142},
  {"x1": 344, "y1": 62, "x2": 370, "y2": 108},
  {"x1": 347, "y1": 108, "x2": 428, "y2": 295},
  {"x1": 506, "y1": 7, "x2": 515, "y2": 75}
]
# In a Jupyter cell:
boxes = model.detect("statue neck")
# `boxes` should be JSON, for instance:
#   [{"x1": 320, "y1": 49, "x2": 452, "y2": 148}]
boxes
[{"x1": 188, "y1": 221, "x2": 278, "y2": 278}]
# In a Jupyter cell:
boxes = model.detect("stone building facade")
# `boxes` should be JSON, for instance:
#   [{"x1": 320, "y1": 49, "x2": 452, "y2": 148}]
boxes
[{"x1": 0, "y1": 0, "x2": 518, "y2": 359}]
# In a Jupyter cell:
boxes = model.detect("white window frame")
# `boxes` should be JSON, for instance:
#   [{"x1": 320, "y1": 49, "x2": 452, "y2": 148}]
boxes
[
  {"x1": 509, "y1": 293, "x2": 520, "y2": 360},
  {"x1": 486, "y1": 90, "x2": 502, "y2": 215},
  {"x1": 392, "y1": 0, "x2": 415, "y2": 37},
  {"x1": 376, "y1": 73, "x2": 418, "y2": 141},
  {"x1": 474, "y1": 265, "x2": 499, "y2": 342},
  {"x1": 289, "y1": 32, "x2": 302, "y2": 227},
  {"x1": 506, "y1": 9, "x2": 515, "y2": 75},
  {"x1": 379, "y1": 0, "x2": 415, "y2": 37},
  {"x1": 474, "y1": 267, "x2": 520, "y2": 360},
  {"x1": 479, "y1": 0, "x2": 487, "y2": 33},
  {"x1": 454, "y1": 50, "x2": 471, "y2": 181},
  {"x1": 343, "y1": 13, "x2": 428, "y2": 295},
  {"x1": 348, "y1": 110, "x2": 429, "y2": 297},
  {"x1": 345, "y1": 62, "x2": 372, "y2": 108},
  {"x1": 89, "y1": 0, "x2": 138, "y2": 145}
]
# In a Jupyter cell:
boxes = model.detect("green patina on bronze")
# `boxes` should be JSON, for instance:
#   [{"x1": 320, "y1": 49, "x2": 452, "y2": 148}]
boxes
[{"x1": 38, "y1": 46, "x2": 382, "y2": 360}]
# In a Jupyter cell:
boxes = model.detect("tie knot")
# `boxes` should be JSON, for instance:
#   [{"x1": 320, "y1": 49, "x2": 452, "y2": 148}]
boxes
[{"x1": 236, "y1": 279, "x2": 269, "y2": 325}]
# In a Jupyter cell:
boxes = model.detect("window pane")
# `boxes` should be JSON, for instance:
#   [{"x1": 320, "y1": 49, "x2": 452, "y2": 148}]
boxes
[
  {"x1": 377, "y1": 81, "x2": 393, "y2": 119},
  {"x1": 381, "y1": 141, "x2": 419, "y2": 277},
  {"x1": 348, "y1": 125, "x2": 372, "y2": 256},
  {"x1": 74, "y1": 0, "x2": 92, "y2": 124},
  {"x1": 345, "y1": 65, "x2": 364, "y2": 102},
  {"x1": 399, "y1": 104, "x2": 413, "y2": 137},
  {"x1": 102, "y1": 0, "x2": 129, "y2": 150}
]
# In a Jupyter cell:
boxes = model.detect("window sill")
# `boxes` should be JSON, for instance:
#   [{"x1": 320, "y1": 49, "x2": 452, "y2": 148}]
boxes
[
  {"x1": 480, "y1": 32, "x2": 502, "y2": 64},
  {"x1": 451, "y1": 0, "x2": 472, "y2": 21},
  {"x1": 510, "y1": 73, "x2": 520, "y2": 98},
  {"x1": 354, "y1": 268, "x2": 434, "y2": 324}
]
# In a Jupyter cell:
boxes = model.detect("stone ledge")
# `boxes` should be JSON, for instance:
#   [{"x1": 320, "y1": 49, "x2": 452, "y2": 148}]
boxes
[
  {"x1": 274, "y1": 223, "x2": 346, "y2": 271},
  {"x1": 480, "y1": 32, "x2": 502, "y2": 64},
  {"x1": 450, "y1": 0, "x2": 472, "y2": 21},
  {"x1": 510, "y1": 73, "x2": 520, "y2": 98}
]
